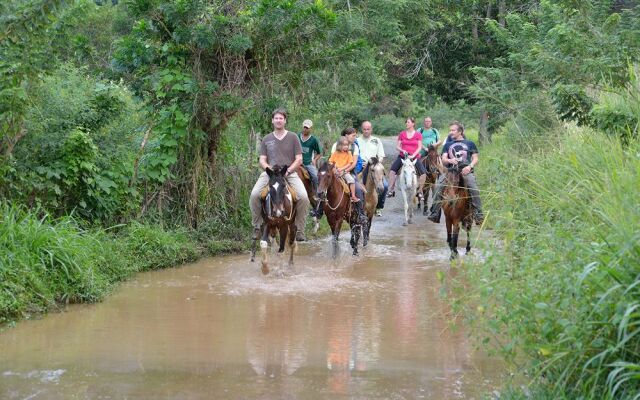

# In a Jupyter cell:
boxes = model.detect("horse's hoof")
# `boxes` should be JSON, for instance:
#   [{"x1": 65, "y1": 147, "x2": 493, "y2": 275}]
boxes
[
  {"x1": 402, "y1": 222, "x2": 407, "y2": 226},
  {"x1": 261, "y1": 262, "x2": 269, "y2": 275},
  {"x1": 408, "y1": 219, "x2": 413, "y2": 224},
  {"x1": 450, "y1": 253, "x2": 459, "y2": 261}
]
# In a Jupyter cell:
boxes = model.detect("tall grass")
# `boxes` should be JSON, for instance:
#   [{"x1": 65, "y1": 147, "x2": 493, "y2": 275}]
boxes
[
  {"x1": 0, "y1": 203, "x2": 200, "y2": 323},
  {"x1": 460, "y1": 125, "x2": 640, "y2": 399}
]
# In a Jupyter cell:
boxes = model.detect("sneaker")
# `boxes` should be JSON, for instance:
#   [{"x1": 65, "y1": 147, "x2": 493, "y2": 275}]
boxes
[
  {"x1": 295, "y1": 231, "x2": 306, "y2": 242},
  {"x1": 387, "y1": 190, "x2": 396, "y2": 198},
  {"x1": 375, "y1": 209, "x2": 382, "y2": 217}
]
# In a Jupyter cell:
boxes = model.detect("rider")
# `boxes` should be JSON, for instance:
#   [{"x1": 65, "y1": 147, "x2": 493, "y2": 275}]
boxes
[
  {"x1": 418, "y1": 116, "x2": 440, "y2": 157},
  {"x1": 298, "y1": 119, "x2": 322, "y2": 195},
  {"x1": 427, "y1": 121, "x2": 484, "y2": 225},
  {"x1": 387, "y1": 117, "x2": 428, "y2": 198},
  {"x1": 329, "y1": 137, "x2": 360, "y2": 203},
  {"x1": 330, "y1": 127, "x2": 366, "y2": 216},
  {"x1": 358, "y1": 121, "x2": 388, "y2": 216},
  {"x1": 249, "y1": 108, "x2": 310, "y2": 242}
]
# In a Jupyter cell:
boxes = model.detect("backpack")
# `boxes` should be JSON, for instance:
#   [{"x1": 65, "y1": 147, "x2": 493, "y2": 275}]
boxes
[{"x1": 352, "y1": 141, "x2": 364, "y2": 174}]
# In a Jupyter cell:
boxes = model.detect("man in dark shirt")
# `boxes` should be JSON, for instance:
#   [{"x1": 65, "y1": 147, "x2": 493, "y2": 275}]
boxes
[
  {"x1": 427, "y1": 121, "x2": 484, "y2": 225},
  {"x1": 249, "y1": 109, "x2": 310, "y2": 241}
]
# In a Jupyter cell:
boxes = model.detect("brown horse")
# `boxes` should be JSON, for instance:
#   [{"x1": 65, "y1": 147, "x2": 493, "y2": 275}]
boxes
[
  {"x1": 297, "y1": 165, "x2": 320, "y2": 233},
  {"x1": 441, "y1": 164, "x2": 473, "y2": 260},
  {"x1": 362, "y1": 157, "x2": 385, "y2": 245},
  {"x1": 420, "y1": 144, "x2": 443, "y2": 215},
  {"x1": 250, "y1": 165, "x2": 297, "y2": 275},
  {"x1": 316, "y1": 162, "x2": 368, "y2": 257}
]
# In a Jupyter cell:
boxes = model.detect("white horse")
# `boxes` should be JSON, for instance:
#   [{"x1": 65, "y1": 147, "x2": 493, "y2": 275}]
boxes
[{"x1": 398, "y1": 157, "x2": 418, "y2": 226}]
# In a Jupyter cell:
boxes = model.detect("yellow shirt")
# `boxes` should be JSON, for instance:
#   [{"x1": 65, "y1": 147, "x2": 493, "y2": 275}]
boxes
[{"x1": 329, "y1": 151, "x2": 354, "y2": 170}]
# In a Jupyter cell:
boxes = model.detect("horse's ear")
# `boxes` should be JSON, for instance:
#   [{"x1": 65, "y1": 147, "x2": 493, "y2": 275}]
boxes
[
  {"x1": 412, "y1": 158, "x2": 418, "y2": 165},
  {"x1": 371, "y1": 156, "x2": 378, "y2": 165},
  {"x1": 280, "y1": 165, "x2": 290, "y2": 176},
  {"x1": 266, "y1": 167, "x2": 274, "y2": 177}
]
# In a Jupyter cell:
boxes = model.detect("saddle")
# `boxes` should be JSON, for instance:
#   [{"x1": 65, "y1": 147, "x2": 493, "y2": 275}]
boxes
[
  {"x1": 298, "y1": 165, "x2": 311, "y2": 180},
  {"x1": 260, "y1": 183, "x2": 298, "y2": 202},
  {"x1": 337, "y1": 177, "x2": 351, "y2": 194}
]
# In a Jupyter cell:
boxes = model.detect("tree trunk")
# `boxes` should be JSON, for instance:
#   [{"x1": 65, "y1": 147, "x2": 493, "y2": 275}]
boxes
[
  {"x1": 498, "y1": 0, "x2": 506, "y2": 27},
  {"x1": 479, "y1": 110, "x2": 490, "y2": 145}
]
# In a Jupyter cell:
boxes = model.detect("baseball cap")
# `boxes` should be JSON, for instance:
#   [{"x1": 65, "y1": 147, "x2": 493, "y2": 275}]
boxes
[{"x1": 302, "y1": 119, "x2": 313, "y2": 128}]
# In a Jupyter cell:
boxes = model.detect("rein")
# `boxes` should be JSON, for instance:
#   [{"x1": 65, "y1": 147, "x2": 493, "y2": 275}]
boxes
[{"x1": 321, "y1": 173, "x2": 346, "y2": 211}]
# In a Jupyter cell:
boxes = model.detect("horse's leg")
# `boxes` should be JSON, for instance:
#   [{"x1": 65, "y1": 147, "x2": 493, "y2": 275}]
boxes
[
  {"x1": 350, "y1": 222, "x2": 359, "y2": 256},
  {"x1": 363, "y1": 216, "x2": 372, "y2": 247},
  {"x1": 401, "y1": 189, "x2": 409, "y2": 226},
  {"x1": 445, "y1": 217, "x2": 455, "y2": 260},
  {"x1": 466, "y1": 225, "x2": 471, "y2": 254},
  {"x1": 331, "y1": 218, "x2": 340, "y2": 259},
  {"x1": 450, "y1": 220, "x2": 460, "y2": 260},
  {"x1": 313, "y1": 215, "x2": 319, "y2": 234},
  {"x1": 278, "y1": 226, "x2": 287, "y2": 253}
]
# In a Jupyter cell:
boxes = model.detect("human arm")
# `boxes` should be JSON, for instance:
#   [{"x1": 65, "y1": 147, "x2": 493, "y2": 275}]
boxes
[
  {"x1": 312, "y1": 139, "x2": 322, "y2": 166},
  {"x1": 259, "y1": 155, "x2": 270, "y2": 170},
  {"x1": 461, "y1": 153, "x2": 478, "y2": 176},
  {"x1": 286, "y1": 154, "x2": 303, "y2": 175}
]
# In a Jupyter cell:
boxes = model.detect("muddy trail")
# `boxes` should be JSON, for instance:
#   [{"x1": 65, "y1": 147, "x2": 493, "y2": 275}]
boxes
[{"x1": 0, "y1": 138, "x2": 502, "y2": 399}]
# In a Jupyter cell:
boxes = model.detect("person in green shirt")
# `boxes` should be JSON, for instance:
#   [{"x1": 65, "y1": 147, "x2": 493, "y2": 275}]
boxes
[
  {"x1": 298, "y1": 119, "x2": 322, "y2": 191},
  {"x1": 418, "y1": 117, "x2": 441, "y2": 157}
]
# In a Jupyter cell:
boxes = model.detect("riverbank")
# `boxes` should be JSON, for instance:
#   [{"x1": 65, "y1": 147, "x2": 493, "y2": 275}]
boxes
[{"x1": 457, "y1": 124, "x2": 640, "y2": 399}]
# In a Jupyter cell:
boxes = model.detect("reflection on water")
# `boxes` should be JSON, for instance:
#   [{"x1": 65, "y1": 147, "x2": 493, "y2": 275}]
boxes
[{"x1": 0, "y1": 199, "x2": 502, "y2": 399}]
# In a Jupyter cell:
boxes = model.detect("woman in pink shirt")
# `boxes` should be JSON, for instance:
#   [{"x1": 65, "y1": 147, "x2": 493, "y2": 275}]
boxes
[{"x1": 387, "y1": 117, "x2": 428, "y2": 198}]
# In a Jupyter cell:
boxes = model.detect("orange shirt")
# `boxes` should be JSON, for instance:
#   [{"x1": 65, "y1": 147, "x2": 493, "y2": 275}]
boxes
[{"x1": 329, "y1": 150, "x2": 354, "y2": 169}]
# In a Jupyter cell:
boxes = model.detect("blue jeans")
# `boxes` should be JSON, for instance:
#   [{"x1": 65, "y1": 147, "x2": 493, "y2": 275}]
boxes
[
  {"x1": 305, "y1": 164, "x2": 318, "y2": 188},
  {"x1": 377, "y1": 178, "x2": 388, "y2": 209}
]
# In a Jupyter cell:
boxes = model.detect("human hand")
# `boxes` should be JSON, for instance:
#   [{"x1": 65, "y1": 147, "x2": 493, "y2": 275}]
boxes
[{"x1": 461, "y1": 165, "x2": 472, "y2": 176}]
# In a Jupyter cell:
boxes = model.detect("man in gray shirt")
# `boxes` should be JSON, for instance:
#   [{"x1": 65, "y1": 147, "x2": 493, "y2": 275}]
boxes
[{"x1": 249, "y1": 109, "x2": 310, "y2": 241}]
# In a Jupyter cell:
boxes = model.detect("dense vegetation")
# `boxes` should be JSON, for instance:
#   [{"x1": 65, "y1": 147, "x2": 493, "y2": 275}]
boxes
[{"x1": 1, "y1": 0, "x2": 639, "y2": 398}]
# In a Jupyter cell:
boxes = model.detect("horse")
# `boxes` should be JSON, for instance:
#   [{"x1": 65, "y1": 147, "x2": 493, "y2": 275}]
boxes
[
  {"x1": 398, "y1": 156, "x2": 418, "y2": 226},
  {"x1": 420, "y1": 144, "x2": 443, "y2": 215},
  {"x1": 441, "y1": 164, "x2": 473, "y2": 260},
  {"x1": 296, "y1": 164, "x2": 320, "y2": 233},
  {"x1": 250, "y1": 165, "x2": 297, "y2": 275},
  {"x1": 362, "y1": 157, "x2": 385, "y2": 245},
  {"x1": 316, "y1": 162, "x2": 368, "y2": 257}
]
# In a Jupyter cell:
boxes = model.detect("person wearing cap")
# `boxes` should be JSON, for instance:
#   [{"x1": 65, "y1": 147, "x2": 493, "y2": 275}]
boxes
[
  {"x1": 298, "y1": 119, "x2": 322, "y2": 194},
  {"x1": 358, "y1": 121, "x2": 388, "y2": 216}
]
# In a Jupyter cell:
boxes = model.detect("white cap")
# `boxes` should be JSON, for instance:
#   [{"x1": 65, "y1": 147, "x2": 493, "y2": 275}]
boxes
[{"x1": 302, "y1": 119, "x2": 313, "y2": 128}]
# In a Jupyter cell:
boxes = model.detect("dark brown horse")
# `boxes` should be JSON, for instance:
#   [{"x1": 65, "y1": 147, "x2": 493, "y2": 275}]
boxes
[
  {"x1": 420, "y1": 144, "x2": 443, "y2": 215},
  {"x1": 296, "y1": 165, "x2": 320, "y2": 233},
  {"x1": 362, "y1": 157, "x2": 385, "y2": 245},
  {"x1": 250, "y1": 165, "x2": 297, "y2": 274},
  {"x1": 441, "y1": 164, "x2": 473, "y2": 260},
  {"x1": 316, "y1": 162, "x2": 368, "y2": 257}
]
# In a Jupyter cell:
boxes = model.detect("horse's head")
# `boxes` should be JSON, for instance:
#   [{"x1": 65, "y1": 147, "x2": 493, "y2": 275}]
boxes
[
  {"x1": 265, "y1": 165, "x2": 291, "y2": 218},
  {"x1": 316, "y1": 161, "x2": 336, "y2": 200},
  {"x1": 444, "y1": 164, "x2": 465, "y2": 190},
  {"x1": 369, "y1": 157, "x2": 386, "y2": 195},
  {"x1": 400, "y1": 156, "x2": 417, "y2": 188}
]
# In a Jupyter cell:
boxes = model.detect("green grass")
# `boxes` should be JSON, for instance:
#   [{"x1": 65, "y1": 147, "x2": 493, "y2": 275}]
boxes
[
  {"x1": 0, "y1": 204, "x2": 201, "y2": 324},
  {"x1": 456, "y1": 125, "x2": 640, "y2": 399}
]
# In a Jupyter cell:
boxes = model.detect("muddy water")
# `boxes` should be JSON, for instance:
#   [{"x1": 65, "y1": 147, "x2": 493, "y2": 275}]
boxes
[{"x1": 0, "y1": 201, "x2": 501, "y2": 399}]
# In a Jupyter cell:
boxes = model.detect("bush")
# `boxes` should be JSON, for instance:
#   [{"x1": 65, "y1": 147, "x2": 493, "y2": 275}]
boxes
[{"x1": 460, "y1": 126, "x2": 640, "y2": 399}]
